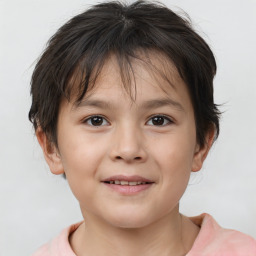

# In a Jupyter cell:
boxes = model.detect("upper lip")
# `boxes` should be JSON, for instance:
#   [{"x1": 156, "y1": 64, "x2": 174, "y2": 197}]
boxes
[{"x1": 102, "y1": 175, "x2": 154, "y2": 183}]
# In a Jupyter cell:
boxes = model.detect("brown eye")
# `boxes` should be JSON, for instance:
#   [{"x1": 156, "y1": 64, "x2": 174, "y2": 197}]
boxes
[
  {"x1": 147, "y1": 115, "x2": 173, "y2": 126},
  {"x1": 84, "y1": 116, "x2": 108, "y2": 126}
]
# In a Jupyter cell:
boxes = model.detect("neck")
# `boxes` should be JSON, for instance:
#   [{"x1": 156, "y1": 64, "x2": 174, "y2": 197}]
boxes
[{"x1": 70, "y1": 206, "x2": 199, "y2": 256}]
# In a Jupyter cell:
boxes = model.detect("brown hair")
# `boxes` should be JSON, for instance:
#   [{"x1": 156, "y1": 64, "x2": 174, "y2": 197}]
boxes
[{"x1": 29, "y1": 0, "x2": 220, "y2": 148}]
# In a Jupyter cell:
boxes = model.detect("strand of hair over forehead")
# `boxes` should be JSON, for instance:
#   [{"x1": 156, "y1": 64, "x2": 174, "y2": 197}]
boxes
[
  {"x1": 29, "y1": 0, "x2": 220, "y2": 148},
  {"x1": 66, "y1": 0, "x2": 197, "y2": 102}
]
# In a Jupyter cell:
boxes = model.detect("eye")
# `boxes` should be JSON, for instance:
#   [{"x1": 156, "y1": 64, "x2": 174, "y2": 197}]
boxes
[
  {"x1": 83, "y1": 115, "x2": 109, "y2": 126},
  {"x1": 146, "y1": 115, "x2": 173, "y2": 126}
]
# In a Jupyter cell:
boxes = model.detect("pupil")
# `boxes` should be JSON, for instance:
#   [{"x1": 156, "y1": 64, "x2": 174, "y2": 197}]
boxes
[
  {"x1": 92, "y1": 116, "x2": 103, "y2": 126},
  {"x1": 152, "y1": 116, "x2": 164, "y2": 125}
]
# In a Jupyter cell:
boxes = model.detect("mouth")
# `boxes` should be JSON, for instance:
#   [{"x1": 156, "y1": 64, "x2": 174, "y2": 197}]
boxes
[
  {"x1": 103, "y1": 180, "x2": 153, "y2": 185},
  {"x1": 102, "y1": 175, "x2": 154, "y2": 195}
]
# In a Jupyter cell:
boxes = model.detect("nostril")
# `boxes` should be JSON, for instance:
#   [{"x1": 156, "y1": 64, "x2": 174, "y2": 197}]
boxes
[{"x1": 115, "y1": 156, "x2": 142, "y2": 161}]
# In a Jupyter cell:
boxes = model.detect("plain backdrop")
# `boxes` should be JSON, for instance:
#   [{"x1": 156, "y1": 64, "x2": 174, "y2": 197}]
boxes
[{"x1": 0, "y1": 0, "x2": 256, "y2": 255}]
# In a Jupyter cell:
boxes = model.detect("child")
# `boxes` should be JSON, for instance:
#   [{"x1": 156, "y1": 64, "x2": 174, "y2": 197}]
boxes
[{"x1": 29, "y1": 1, "x2": 256, "y2": 255}]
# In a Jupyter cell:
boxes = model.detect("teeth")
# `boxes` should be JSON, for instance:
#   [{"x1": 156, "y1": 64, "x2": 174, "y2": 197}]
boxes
[
  {"x1": 109, "y1": 181, "x2": 149, "y2": 185},
  {"x1": 129, "y1": 181, "x2": 137, "y2": 186}
]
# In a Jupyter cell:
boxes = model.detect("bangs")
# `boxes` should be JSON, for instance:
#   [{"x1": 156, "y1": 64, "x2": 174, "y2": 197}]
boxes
[
  {"x1": 29, "y1": 0, "x2": 220, "y2": 148},
  {"x1": 65, "y1": 48, "x2": 180, "y2": 105}
]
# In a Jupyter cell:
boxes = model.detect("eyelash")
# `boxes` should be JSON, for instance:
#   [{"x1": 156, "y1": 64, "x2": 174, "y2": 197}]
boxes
[{"x1": 82, "y1": 114, "x2": 174, "y2": 127}]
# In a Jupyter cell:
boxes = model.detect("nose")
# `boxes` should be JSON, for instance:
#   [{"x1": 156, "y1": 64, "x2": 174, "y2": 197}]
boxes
[{"x1": 109, "y1": 123, "x2": 148, "y2": 163}]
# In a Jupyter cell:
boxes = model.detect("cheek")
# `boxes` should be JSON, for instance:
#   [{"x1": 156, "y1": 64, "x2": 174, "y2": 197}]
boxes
[
  {"x1": 154, "y1": 130, "x2": 196, "y2": 170},
  {"x1": 151, "y1": 128, "x2": 196, "y2": 192},
  {"x1": 58, "y1": 133, "x2": 106, "y2": 201},
  {"x1": 59, "y1": 125, "x2": 106, "y2": 172}
]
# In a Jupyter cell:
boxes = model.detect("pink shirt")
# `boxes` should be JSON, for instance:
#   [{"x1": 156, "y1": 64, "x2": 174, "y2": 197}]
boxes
[{"x1": 33, "y1": 213, "x2": 256, "y2": 256}]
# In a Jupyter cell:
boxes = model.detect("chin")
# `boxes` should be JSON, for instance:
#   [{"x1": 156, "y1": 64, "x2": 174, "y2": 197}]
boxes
[{"x1": 105, "y1": 208, "x2": 154, "y2": 229}]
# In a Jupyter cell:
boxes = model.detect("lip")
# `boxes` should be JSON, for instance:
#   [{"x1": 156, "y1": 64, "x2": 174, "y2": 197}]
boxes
[
  {"x1": 102, "y1": 175, "x2": 154, "y2": 183},
  {"x1": 101, "y1": 175, "x2": 155, "y2": 195}
]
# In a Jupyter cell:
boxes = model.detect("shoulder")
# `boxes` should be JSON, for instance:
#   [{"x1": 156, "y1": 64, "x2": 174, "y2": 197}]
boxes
[
  {"x1": 187, "y1": 213, "x2": 256, "y2": 256},
  {"x1": 32, "y1": 222, "x2": 83, "y2": 256},
  {"x1": 32, "y1": 243, "x2": 50, "y2": 256}
]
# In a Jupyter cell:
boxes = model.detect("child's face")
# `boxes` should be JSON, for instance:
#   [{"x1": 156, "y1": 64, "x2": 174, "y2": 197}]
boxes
[{"x1": 39, "y1": 54, "x2": 211, "y2": 228}]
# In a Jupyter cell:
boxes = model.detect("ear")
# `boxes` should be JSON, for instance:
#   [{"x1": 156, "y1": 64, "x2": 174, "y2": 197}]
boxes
[
  {"x1": 36, "y1": 127, "x2": 64, "y2": 175},
  {"x1": 192, "y1": 127, "x2": 216, "y2": 172}
]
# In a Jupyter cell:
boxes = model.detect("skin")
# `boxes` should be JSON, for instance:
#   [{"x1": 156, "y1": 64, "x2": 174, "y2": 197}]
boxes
[{"x1": 37, "y1": 54, "x2": 215, "y2": 256}]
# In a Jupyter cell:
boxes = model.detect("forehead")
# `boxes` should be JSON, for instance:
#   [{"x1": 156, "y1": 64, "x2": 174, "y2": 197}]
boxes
[{"x1": 70, "y1": 51, "x2": 190, "y2": 107}]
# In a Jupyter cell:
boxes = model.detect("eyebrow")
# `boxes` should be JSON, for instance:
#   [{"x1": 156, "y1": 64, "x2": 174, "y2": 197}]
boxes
[
  {"x1": 141, "y1": 98, "x2": 184, "y2": 111},
  {"x1": 74, "y1": 98, "x2": 184, "y2": 112}
]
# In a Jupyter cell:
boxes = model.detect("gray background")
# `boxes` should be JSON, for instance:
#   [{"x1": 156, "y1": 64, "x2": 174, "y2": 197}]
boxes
[{"x1": 0, "y1": 0, "x2": 255, "y2": 255}]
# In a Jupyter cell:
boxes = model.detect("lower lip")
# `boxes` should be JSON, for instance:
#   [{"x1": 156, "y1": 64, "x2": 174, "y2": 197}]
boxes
[{"x1": 102, "y1": 183, "x2": 153, "y2": 195}]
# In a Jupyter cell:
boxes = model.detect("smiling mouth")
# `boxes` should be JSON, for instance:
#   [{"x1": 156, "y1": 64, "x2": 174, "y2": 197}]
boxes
[
  {"x1": 102, "y1": 175, "x2": 154, "y2": 194},
  {"x1": 103, "y1": 180, "x2": 153, "y2": 186}
]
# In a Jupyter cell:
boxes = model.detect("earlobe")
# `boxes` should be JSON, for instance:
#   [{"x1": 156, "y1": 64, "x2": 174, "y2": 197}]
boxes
[
  {"x1": 36, "y1": 128, "x2": 64, "y2": 175},
  {"x1": 192, "y1": 128, "x2": 215, "y2": 172}
]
